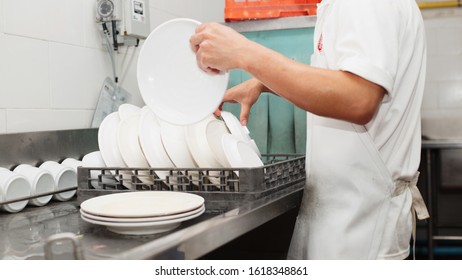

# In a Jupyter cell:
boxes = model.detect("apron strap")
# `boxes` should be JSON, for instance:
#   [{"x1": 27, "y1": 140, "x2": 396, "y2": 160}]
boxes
[
  {"x1": 394, "y1": 171, "x2": 430, "y2": 259},
  {"x1": 394, "y1": 172, "x2": 430, "y2": 220}
]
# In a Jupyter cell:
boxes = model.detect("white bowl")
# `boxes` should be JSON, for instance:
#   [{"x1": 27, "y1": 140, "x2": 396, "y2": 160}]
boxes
[
  {"x1": 61, "y1": 158, "x2": 82, "y2": 172},
  {"x1": 0, "y1": 167, "x2": 30, "y2": 213},
  {"x1": 39, "y1": 161, "x2": 76, "y2": 201},
  {"x1": 13, "y1": 164, "x2": 54, "y2": 206},
  {"x1": 137, "y1": 18, "x2": 229, "y2": 125}
]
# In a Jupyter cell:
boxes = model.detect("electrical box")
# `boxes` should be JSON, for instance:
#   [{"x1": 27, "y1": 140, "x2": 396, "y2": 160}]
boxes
[
  {"x1": 96, "y1": 0, "x2": 122, "y2": 22},
  {"x1": 123, "y1": 0, "x2": 151, "y2": 39}
]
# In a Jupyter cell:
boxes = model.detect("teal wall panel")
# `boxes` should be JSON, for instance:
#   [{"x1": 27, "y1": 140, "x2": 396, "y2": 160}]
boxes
[{"x1": 223, "y1": 27, "x2": 314, "y2": 154}]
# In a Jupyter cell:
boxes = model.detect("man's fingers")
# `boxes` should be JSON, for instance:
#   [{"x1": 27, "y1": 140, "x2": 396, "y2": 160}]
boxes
[{"x1": 240, "y1": 103, "x2": 251, "y2": 126}]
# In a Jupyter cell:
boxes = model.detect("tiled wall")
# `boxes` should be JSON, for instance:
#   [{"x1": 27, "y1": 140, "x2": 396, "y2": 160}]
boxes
[
  {"x1": 0, "y1": 1, "x2": 462, "y2": 138},
  {"x1": 0, "y1": 0, "x2": 224, "y2": 134},
  {"x1": 421, "y1": 8, "x2": 462, "y2": 139}
]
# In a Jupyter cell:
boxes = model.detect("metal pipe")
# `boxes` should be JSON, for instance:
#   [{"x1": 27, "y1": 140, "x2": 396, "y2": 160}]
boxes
[{"x1": 418, "y1": 1, "x2": 461, "y2": 9}]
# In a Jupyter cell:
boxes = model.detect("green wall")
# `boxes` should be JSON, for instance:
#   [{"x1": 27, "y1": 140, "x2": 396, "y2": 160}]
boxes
[{"x1": 223, "y1": 27, "x2": 315, "y2": 154}]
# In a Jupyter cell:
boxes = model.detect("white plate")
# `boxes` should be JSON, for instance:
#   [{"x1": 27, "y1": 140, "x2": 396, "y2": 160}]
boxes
[
  {"x1": 81, "y1": 206, "x2": 205, "y2": 235},
  {"x1": 185, "y1": 114, "x2": 227, "y2": 168},
  {"x1": 98, "y1": 112, "x2": 133, "y2": 189},
  {"x1": 118, "y1": 113, "x2": 153, "y2": 185},
  {"x1": 80, "y1": 204, "x2": 205, "y2": 223},
  {"x1": 220, "y1": 111, "x2": 261, "y2": 157},
  {"x1": 118, "y1": 104, "x2": 141, "y2": 120},
  {"x1": 80, "y1": 191, "x2": 205, "y2": 218},
  {"x1": 160, "y1": 121, "x2": 197, "y2": 169},
  {"x1": 82, "y1": 151, "x2": 117, "y2": 189},
  {"x1": 137, "y1": 18, "x2": 229, "y2": 125},
  {"x1": 138, "y1": 107, "x2": 176, "y2": 182},
  {"x1": 117, "y1": 114, "x2": 149, "y2": 168},
  {"x1": 222, "y1": 134, "x2": 264, "y2": 168},
  {"x1": 98, "y1": 112, "x2": 126, "y2": 168}
]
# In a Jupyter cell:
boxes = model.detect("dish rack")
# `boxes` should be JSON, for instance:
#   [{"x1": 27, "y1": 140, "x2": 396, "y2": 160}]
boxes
[{"x1": 77, "y1": 154, "x2": 306, "y2": 212}]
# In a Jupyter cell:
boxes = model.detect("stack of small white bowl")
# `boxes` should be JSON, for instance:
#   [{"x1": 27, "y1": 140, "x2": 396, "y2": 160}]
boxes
[{"x1": 0, "y1": 158, "x2": 81, "y2": 213}]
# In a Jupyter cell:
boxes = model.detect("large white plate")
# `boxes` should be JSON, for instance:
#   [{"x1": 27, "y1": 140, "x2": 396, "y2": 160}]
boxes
[
  {"x1": 138, "y1": 106, "x2": 175, "y2": 182},
  {"x1": 80, "y1": 204, "x2": 205, "y2": 223},
  {"x1": 160, "y1": 121, "x2": 197, "y2": 169},
  {"x1": 98, "y1": 112, "x2": 126, "y2": 168},
  {"x1": 118, "y1": 103, "x2": 141, "y2": 120},
  {"x1": 81, "y1": 206, "x2": 205, "y2": 235},
  {"x1": 117, "y1": 114, "x2": 149, "y2": 168},
  {"x1": 137, "y1": 18, "x2": 229, "y2": 125},
  {"x1": 80, "y1": 191, "x2": 205, "y2": 218},
  {"x1": 98, "y1": 112, "x2": 133, "y2": 189}
]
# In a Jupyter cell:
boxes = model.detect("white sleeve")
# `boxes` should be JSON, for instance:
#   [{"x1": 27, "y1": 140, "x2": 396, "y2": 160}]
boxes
[{"x1": 331, "y1": 0, "x2": 401, "y2": 101}]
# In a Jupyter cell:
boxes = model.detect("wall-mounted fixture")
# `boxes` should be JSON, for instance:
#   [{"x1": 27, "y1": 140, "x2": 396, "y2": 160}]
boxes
[{"x1": 91, "y1": 0, "x2": 151, "y2": 127}]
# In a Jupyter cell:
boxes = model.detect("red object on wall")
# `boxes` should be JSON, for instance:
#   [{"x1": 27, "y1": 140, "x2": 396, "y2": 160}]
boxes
[{"x1": 225, "y1": 0, "x2": 321, "y2": 22}]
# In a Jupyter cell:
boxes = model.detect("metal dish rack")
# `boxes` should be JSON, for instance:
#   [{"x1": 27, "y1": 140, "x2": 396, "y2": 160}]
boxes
[{"x1": 77, "y1": 154, "x2": 306, "y2": 212}]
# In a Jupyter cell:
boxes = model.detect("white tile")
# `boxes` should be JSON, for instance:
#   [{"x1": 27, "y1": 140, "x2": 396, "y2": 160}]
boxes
[
  {"x1": 0, "y1": 34, "x2": 50, "y2": 108},
  {"x1": 117, "y1": 47, "x2": 145, "y2": 107},
  {"x1": 200, "y1": 0, "x2": 226, "y2": 22},
  {"x1": 436, "y1": 27, "x2": 462, "y2": 55},
  {"x1": 437, "y1": 81, "x2": 462, "y2": 108},
  {"x1": 3, "y1": 0, "x2": 50, "y2": 40},
  {"x1": 421, "y1": 82, "x2": 438, "y2": 110},
  {"x1": 0, "y1": 110, "x2": 6, "y2": 134},
  {"x1": 4, "y1": 0, "x2": 85, "y2": 46},
  {"x1": 84, "y1": 0, "x2": 105, "y2": 49},
  {"x1": 155, "y1": 0, "x2": 203, "y2": 19},
  {"x1": 424, "y1": 27, "x2": 438, "y2": 56},
  {"x1": 148, "y1": 2, "x2": 224, "y2": 30},
  {"x1": 50, "y1": 42, "x2": 112, "y2": 109},
  {"x1": 149, "y1": 9, "x2": 177, "y2": 30},
  {"x1": 0, "y1": 0, "x2": 4, "y2": 33},
  {"x1": 6, "y1": 109, "x2": 93, "y2": 133},
  {"x1": 426, "y1": 55, "x2": 462, "y2": 82},
  {"x1": 47, "y1": 0, "x2": 85, "y2": 46}
]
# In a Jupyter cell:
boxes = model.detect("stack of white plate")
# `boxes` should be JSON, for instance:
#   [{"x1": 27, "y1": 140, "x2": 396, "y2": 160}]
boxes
[
  {"x1": 80, "y1": 191, "x2": 205, "y2": 235},
  {"x1": 95, "y1": 18, "x2": 264, "y2": 191}
]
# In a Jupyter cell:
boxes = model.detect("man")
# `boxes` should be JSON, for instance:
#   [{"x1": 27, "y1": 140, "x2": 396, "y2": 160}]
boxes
[{"x1": 190, "y1": 0, "x2": 429, "y2": 259}]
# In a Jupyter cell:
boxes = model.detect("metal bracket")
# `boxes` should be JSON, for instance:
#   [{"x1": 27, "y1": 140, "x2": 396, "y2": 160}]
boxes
[{"x1": 44, "y1": 232, "x2": 84, "y2": 260}]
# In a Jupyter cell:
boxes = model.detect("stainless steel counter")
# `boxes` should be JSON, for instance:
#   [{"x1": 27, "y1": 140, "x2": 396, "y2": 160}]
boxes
[
  {"x1": 0, "y1": 183, "x2": 303, "y2": 260},
  {"x1": 421, "y1": 139, "x2": 462, "y2": 259},
  {"x1": 422, "y1": 139, "x2": 462, "y2": 149}
]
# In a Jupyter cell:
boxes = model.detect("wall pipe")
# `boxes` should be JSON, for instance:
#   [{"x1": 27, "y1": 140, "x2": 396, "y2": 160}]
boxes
[{"x1": 418, "y1": 1, "x2": 461, "y2": 9}]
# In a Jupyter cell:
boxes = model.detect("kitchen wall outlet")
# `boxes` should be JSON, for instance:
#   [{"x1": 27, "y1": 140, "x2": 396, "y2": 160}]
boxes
[{"x1": 123, "y1": 0, "x2": 151, "y2": 39}]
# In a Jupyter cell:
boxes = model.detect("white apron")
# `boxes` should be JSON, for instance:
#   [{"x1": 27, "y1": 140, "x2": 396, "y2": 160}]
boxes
[
  {"x1": 287, "y1": 114, "x2": 427, "y2": 259},
  {"x1": 287, "y1": 2, "x2": 428, "y2": 259}
]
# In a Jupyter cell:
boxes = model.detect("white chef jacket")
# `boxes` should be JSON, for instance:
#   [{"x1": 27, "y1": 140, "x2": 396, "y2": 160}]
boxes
[{"x1": 288, "y1": 0, "x2": 427, "y2": 259}]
